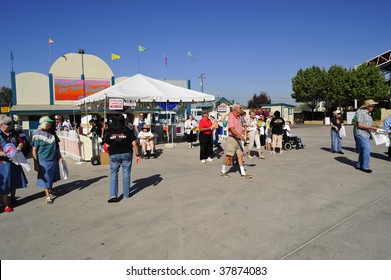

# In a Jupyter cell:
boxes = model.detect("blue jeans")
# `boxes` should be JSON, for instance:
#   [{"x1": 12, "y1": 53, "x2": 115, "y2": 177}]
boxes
[
  {"x1": 356, "y1": 135, "x2": 371, "y2": 170},
  {"x1": 109, "y1": 152, "x2": 132, "y2": 198},
  {"x1": 331, "y1": 130, "x2": 342, "y2": 152}
]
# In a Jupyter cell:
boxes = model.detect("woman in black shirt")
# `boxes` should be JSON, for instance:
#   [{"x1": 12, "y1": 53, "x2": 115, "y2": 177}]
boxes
[{"x1": 104, "y1": 115, "x2": 140, "y2": 202}]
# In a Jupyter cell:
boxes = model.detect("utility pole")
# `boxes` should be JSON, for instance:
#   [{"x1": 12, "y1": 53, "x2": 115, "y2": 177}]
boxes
[{"x1": 199, "y1": 73, "x2": 206, "y2": 92}]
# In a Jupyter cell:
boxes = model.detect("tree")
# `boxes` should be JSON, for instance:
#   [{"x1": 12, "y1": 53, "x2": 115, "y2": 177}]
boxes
[
  {"x1": 351, "y1": 64, "x2": 389, "y2": 104},
  {"x1": 325, "y1": 65, "x2": 352, "y2": 111},
  {"x1": 247, "y1": 91, "x2": 271, "y2": 108},
  {"x1": 0, "y1": 86, "x2": 12, "y2": 106},
  {"x1": 291, "y1": 66, "x2": 328, "y2": 119}
]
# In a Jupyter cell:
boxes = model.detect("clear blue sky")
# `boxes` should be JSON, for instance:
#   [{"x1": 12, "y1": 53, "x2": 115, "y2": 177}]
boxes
[{"x1": 1, "y1": 0, "x2": 390, "y2": 105}]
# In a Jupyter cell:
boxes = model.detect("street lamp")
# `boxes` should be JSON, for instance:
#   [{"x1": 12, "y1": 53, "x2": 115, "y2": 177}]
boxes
[{"x1": 78, "y1": 49, "x2": 86, "y2": 98}]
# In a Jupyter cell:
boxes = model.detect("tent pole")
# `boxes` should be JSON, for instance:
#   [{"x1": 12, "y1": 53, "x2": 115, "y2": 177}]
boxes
[
  {"x1": 84, "y1": 101, "x2": 89, "y2": 134},
  {"x1": 104, "y1": 95, "x2": 107, "y2": 123},
  {"x1": 72, "y1": 107, "x2": 76, "y2": 130}
]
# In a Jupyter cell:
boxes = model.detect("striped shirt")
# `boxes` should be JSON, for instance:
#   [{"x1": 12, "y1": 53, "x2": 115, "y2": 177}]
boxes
[{"x1": 355, "y1": 108, "x2": 373, "y2": 138}]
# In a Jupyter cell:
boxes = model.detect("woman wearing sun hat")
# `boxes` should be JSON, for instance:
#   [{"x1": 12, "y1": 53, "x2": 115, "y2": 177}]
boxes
[
  {"x1": 354, "y1": 99, "x2": 379, "y2": 173},
  {"x1": 330, "y1": 109, "x2": 344, "y2": 154},
  {"x1": 32, "y1": 116, "x2": 63, "y2": 204}
]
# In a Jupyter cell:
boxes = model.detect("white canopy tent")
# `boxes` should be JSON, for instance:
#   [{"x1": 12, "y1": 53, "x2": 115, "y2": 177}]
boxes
[{"x1": 73, "y1": 73, "x2": 215, "y2": 106}]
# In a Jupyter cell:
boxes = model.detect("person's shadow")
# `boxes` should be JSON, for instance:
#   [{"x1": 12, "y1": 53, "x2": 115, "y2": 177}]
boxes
[
  {"x1": 334, "y1": 156, "x2": 356, "y2": 168},
  {"x1": 16, "y1": 175, "x2": 107, "y2": 206},
  {"x1": 127, "y1": 174, "x2": 163, "y2": 198}
]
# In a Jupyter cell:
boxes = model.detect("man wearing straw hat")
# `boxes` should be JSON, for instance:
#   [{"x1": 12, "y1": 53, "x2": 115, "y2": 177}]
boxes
[{"x1": 354, "y1": 99, "x2": 379, "y2": 173}]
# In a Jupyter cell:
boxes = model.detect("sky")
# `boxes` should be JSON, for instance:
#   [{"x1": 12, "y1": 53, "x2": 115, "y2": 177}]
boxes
[{"x1": 1, "y1": 0, "x2": 390, "y2": 105}]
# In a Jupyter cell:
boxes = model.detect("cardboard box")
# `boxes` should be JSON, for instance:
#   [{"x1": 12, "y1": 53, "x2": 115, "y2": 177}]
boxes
[{"x1": 100, "y1": 152, "x2": 110, "y2": 165}]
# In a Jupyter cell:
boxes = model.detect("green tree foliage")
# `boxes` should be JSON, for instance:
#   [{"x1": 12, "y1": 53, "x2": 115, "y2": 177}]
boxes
[
  {"x1": 351, "y1": 64, "x2": 389, "y2": 103},
  {"x1": 291, "y1": 64, "x2": 390, "y2": 119},
  {"x1": 291, "y1": 66, "x2": 328, "y2": 119},
  {"x1": 0, "y1": 86, "x2": 12, "y2": 106},
  {"x1": 247, "y1": 91, "x2": 271, "y2": 108},
  {"x1": 326, "y1": 65, "x2": 352, "y2": 107}
]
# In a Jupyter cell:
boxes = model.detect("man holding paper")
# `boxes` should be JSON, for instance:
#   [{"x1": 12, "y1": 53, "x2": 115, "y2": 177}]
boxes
[
  {"x1": 384, "y1": 114, "x2": 391, "y2": 161},
  {"x1": 354, "y1": 99, "x2": 379, "y2": 173}
]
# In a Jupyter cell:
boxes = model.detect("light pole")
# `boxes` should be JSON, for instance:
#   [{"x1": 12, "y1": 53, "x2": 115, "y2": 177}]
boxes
[
  {"x1": 199, "y1": 73, "x2": 205, "y2": 93},
  {"x1": 78, "y1": 49, "x2": 86, "y2": 98}
]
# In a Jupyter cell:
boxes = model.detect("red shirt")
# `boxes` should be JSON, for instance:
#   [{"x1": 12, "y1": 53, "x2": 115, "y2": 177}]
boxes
[{"x1": 199, "y1": 117, "x2": 212, "y2": 135}]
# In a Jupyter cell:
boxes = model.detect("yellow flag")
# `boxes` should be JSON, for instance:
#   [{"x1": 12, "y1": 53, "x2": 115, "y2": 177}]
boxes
[{"x1": 111, "y1": 53, "x2": 121, "y2": 60}]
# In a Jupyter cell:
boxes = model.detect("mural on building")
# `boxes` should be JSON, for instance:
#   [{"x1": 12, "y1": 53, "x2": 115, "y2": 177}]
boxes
[{"x1": 54, "y1": 79, "x2": 110, "y2": 100}]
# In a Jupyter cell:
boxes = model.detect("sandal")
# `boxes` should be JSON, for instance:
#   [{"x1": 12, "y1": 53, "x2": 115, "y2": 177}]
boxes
[{"x1": 46, "y1": 197, "x2": 53, "y2": 204}]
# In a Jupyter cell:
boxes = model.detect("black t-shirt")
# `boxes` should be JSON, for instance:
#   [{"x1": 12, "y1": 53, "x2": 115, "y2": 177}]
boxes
[
  {"x1": 90, "y1": 125, "x2": 103, "y2": 137},
  {"x1": 331, "y1": 116, "x2": 343, "y2": 132},
  {"x1": 270, "y1": 117, "x2": 285, "y2": 135},
  {"x1": 104, "y1": 127, "x2": 136, "y2": 155}
]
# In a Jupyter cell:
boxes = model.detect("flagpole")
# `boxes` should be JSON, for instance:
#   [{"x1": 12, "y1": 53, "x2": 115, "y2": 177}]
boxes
[
  {"x1": 164, "y1": 53, "x2": 167, "y2": 81},
  {"x1": 138, "y1": 49, "x2": 141, "y2": 73},
  {"x1": 187, "y1": 54, "x2": 189, "y2": 81},
  {"x1": 49, "y1": 44, "x2": 51, "y2": 69},
  {"x1": 10, "y1": 51, "x2": 14, "y2": 72}
]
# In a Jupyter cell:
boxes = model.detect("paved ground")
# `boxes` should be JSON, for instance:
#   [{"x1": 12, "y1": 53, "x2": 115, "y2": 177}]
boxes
[{"x1": 1, "y1": 124, "x2": 390, "y2": 260}]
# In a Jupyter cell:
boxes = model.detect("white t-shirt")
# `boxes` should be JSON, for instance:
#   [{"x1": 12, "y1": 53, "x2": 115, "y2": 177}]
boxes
[{"x1": 138, "y1": 131, "x2": 154, "y2": 143}]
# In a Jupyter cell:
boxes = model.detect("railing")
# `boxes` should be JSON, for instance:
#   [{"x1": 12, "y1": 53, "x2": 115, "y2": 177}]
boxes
[{"x1": 57, "y1": 130, "x2": 82, "y2": 162}]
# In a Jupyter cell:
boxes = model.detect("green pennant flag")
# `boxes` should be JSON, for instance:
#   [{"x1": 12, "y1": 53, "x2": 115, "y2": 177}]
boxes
[{"x1": 138, "y1": 45, "x2": 146, "y2": 52}]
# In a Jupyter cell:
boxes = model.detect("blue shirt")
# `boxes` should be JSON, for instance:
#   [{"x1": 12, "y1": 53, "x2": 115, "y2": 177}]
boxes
[
  {"x1": 32, "y1": 130, "x2": 59, "y2": 162},
  {"x1": 384, "y1": 115, "x2": 391, "y2": 134}
]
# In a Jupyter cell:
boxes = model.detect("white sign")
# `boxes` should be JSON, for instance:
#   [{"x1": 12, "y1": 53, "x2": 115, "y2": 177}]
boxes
[
  {"x1": 109, "y1": 99, "x2": 124, "y2": 110},
  {"x1": 217, "y1": 104, "x2": 227, "y2": 112}
]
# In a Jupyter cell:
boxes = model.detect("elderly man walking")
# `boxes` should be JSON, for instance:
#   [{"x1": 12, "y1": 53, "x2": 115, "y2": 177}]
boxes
[
  {"x1": 354, "y1": 99, "x2": 379, "y2": 173},
  {"x1": 220, "y1": 103, "x2": 252, "y2": 179}
]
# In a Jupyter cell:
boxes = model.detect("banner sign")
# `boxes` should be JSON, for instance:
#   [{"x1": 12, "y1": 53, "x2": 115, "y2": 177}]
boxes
[
  {"x1": 217, "y1": 104, "x2": 227, "y2": 112},
  {"x1": 157, "y1": 102, "x2": 177, "y2": 110},
  {"x1": 109, "y1": 99, "x2": 124, "y2": 110},
  {"x1": 54, "y1": 79, "x2": 110, "y2": 101}
]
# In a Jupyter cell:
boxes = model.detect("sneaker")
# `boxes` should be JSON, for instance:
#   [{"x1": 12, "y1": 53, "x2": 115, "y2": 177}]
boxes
[
  {"x1": 4, "y1": 206, "x2": 13, "y2": 212},
  {"x1": 271, "y1": 151, "x2": 275, "y2": 154},
  {"x1": 279, "y1": 151, "x2": 283, "y2": 154},
  {"x1": 241, "y1": 174, "x2": 252, "y2": 179},
  {"x1": 201, "y1": 159, "x2": 206, "y2": 164},
  {"x1": 338, "y1": 151, "x2": 344, "y2": 154},
  {"x1": 108, "y1": 196, "x2": 118, "y2": 203},
  {"x1": 206, "y1": 157, "x2": 213, "y2": 162},
  {"x1": 247, "y1": 155, "x2": 253, "y2": 158},
  {"x1": 220, "y1": 172, "x2": 229, "y2": 177},
  {"x1": 259, "y1": 155, "x2": 265, "y2": 159}
]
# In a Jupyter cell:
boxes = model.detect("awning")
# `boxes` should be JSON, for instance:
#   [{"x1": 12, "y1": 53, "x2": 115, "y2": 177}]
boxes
[{"x1": 11, "y1": 104, "x2": 82, "y2": 115}]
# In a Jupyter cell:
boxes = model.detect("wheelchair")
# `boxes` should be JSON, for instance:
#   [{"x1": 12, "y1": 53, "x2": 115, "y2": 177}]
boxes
[{"x1": 283, "y1": 132, "x2": 304, "y2": 151}]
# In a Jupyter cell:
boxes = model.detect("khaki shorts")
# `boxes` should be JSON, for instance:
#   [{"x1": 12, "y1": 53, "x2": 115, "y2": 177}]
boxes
[{"x1": 226, "y1": 136, "x2": 244, "y2": 156}]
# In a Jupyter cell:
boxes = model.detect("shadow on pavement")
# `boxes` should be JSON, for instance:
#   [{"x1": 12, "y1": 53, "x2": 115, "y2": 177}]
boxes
[
  {"x1": 16, "y1": 175, "x2": 108, "y2": 206},
  {"x1": 334, "y1": 156, "x2": 356, "y2": 168},
  {"x1": 128, "y1": 174, "x2": 163, "y2": 198}
]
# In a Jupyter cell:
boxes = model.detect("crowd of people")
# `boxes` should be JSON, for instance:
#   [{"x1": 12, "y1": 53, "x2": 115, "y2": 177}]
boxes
[
  {"x1": 185, "y1": 103, "x2": 302, "y2": 178},
  {"x1": 1, "y1": 98, "x2": 390, "y2": 212}
]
